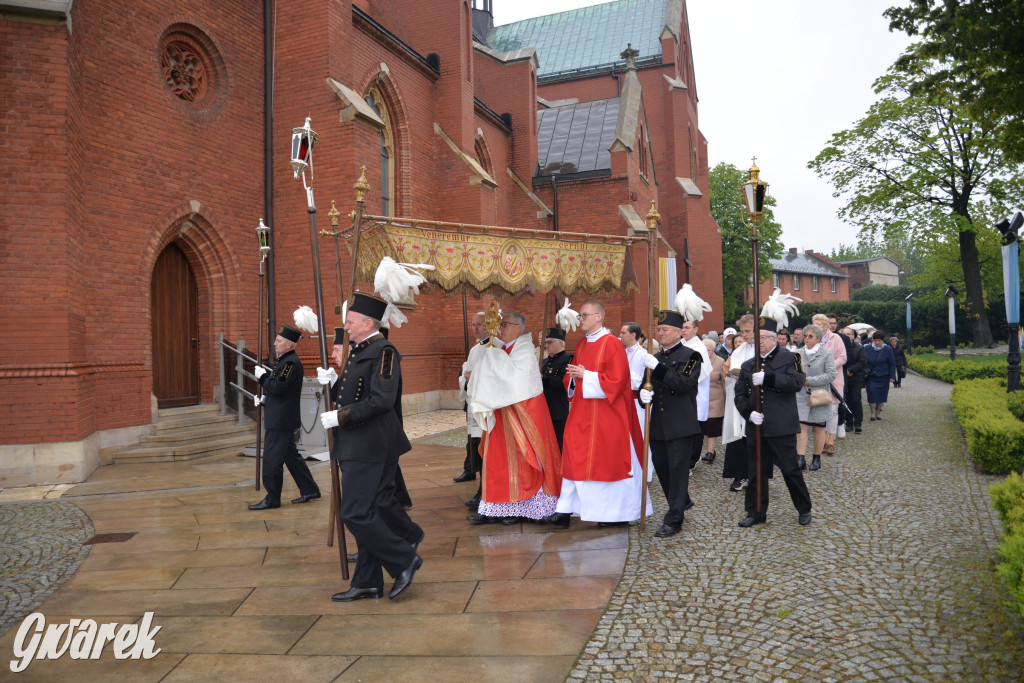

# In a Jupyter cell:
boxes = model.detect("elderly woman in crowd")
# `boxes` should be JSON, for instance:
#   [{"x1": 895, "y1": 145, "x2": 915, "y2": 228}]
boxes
[
  {"x1": 865, "y1": 331, "x2": 897, "y2": 419},
  {"x1": 796, "y1": 324, "x2": 836, "y2": 472},
  {"x1": 701, "y1": 338, "x2": 727, "y2": 463}
]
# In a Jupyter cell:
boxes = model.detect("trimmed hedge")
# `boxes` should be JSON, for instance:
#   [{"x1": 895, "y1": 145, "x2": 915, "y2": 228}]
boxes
[
  {"x1": 1009, "y1": 392, "x2": 1024, "y2": 422},
  {"x1": 907, "y1": 355, "x2": 1008, "y2": 383},
  {"x1": 990, "y1": 472, "x2": 1024, "y2": 620},
  {"x1": 951, "y1": 378, "x2": 1024, "y2": 474}
]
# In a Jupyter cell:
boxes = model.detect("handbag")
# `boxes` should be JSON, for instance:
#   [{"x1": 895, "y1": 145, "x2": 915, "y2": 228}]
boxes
[{"x1": 807, "y1": 388, "x2": 831, "y2": 406}]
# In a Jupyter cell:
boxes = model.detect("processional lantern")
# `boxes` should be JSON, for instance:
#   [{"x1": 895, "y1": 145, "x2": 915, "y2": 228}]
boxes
[
  {"x1": 290, "y1": 116, "x2": 318, "y2": 179},
  {"x1": 741, "y1": 158, "x2": 769, "y2": 220},
  {"x1": 255, "y1": 218, "x2": 271, "y2": 259}
]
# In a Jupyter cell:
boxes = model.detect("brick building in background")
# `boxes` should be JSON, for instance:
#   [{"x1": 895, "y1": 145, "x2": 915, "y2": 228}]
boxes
[
  {"x1": 747, "y1": 249, "x2": 851, "y2": 306},
  {"x1": 1, "y1": 0, "x2": 721, "y2": 485}
]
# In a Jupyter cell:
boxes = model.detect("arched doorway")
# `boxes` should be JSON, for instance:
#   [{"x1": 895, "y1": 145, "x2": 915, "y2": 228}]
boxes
[{"x1": 151, "y1": 242, "x2": 200, "y2": 407}]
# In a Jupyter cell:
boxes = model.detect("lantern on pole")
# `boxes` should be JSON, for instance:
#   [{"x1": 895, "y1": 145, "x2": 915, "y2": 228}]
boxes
[
  {"x1": 996, "y1": 211, "x2": 1023, "y2": 391},
  {"x1": 945, "y1": 284, "x2": 959, "y2": 361}
]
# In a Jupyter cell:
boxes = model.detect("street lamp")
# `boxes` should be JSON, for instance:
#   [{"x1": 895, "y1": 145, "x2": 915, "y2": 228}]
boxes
[
  {"x1": 252, "y1": 218, "x2": 271, "y2": 491},
  {"x1": 740, "y1": 157, "x2": 769, "y2": 514},
  {"x1": 904, "y1": 292, "x2": 914, "y2": 355},
  {"x1": 945, "y1": 284, "x2": 959, "y2": 361},
  {"x1": 996, "y1": 211, "x2": 1023, "y2": 392}
]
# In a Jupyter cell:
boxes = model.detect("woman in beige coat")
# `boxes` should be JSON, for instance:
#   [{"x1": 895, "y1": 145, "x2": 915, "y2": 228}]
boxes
[
  {"x1": 701, "y1": 338, "x2": 726, "y2": 463},
  {"x1": 796, "y1": 324, "x2": 837, "y2": 472}
]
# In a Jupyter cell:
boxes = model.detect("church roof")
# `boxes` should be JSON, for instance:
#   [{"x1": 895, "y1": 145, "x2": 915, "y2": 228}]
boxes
[
  {"x1": 535, "y1": 97, "x2": 619, "y2": 179},
  {"x1": 489, "y1": 0, "x2": 668, "y2": 79}
]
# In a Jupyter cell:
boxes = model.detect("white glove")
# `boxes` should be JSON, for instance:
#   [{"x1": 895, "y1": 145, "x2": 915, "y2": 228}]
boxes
[
  {"x1": 642, "y1": 351, "x2": 659, "y2": 370},
  {"x1": 320, "y1": 410, "x2": 339, "y2": 429},
  {"x1": 639, "y1": 388, "x2": 653, "y2": 405},
  {"x1": 752, "y1": 371, "x2": 765, "y2": 386},
  {"x1": 253, "y1": 394, "x2": 263, "y2": 407},
  {"x1": 316, "y1": 367, "x2": 338, "y2": 387},
  {"x1": 254, "y1": 366, "x2": 268, "y2": 380},
  {"x1": 749, "y1": 411, "x2": 764, "y2": 425}
]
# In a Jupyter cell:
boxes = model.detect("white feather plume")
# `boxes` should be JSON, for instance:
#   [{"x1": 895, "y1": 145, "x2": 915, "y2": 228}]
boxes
[
  {"x1": 340, "y1": 299, "x2": 347, "y2": 324},
  {"x1": 293, "y1": 305, "x2": 318, "y2": 334},
  {"x1": 382, "y1": 303, "x2": 407, "y2": 329},
  {"x1": 674, "y1": 284, "x2": 712, "y2": 322},
  {"x1": 556, "y1": 298, "x2": 580, "y2": 332},
  {"x1": 759, "y1": 288, "x2": 803, "y2": 329},
  {"x1": 374, "y1": 256, "x2": 435, "y2": 304}
]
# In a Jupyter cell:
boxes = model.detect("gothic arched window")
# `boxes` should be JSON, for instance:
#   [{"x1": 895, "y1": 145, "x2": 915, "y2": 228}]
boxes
[{"x1": 365, "y1": 89, "x2": 394, "y2": 216}]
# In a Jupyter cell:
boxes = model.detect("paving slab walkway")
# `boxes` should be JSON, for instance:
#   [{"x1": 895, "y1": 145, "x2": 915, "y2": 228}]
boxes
[{"x1": 2, "y1": 375, "x2": 1024, "y2": 681}]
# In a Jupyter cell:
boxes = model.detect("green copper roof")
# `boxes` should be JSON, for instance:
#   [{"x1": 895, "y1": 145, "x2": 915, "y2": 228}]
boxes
[{"x1": 489, "y1": 0, "x2": 667, "y2": 78}]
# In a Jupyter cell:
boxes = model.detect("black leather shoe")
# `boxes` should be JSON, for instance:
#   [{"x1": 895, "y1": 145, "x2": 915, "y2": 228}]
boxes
[
  {"x1": 702, "y1": 451, "x2": 716, "y2": 463},
  {"x1": 799, "y1": 512, "x2": 812, "y2": 526},
  {"x1": 291, "y1": 491, "x2": 321, "y2": 504},
  {"x1": 501, "y1": 516, "x2": 521, "y2": 525},
  {"x1": 654, "y1": 523, "x2": 681, "y2": 538},
  {"x1": 331, "y1": 586, "x2": 382, "y2": 602},
  {"x1": 346, "y1": 553, "x2": 358, "y2": 563},
  {"x1": 543, "y1": 512, "x2": 570, "y2": 528},
  {"x1": 453, "y1": 471, "x2": 476, "y2": 483},
  {"x1": 797, "y1": 455, "x2": 807, "y2": 470},
  {"x1": 467, "y1": 513, "x2": 498, "y2": 524},
  {"x1": 464, "y1": 497, "x2": 480, "y2": 509},
  {"x1": 248, "y1": 498, "x2": 280, "y2": 511},
  {"x1": 738, "y1": 515, "x2": 766, "y2": 528},
  {"x1": 597, "y1": 521, "x2": 628, "y2": 528},
  {"x1": 389, "y1": 555, "x2": 422, "y2": 599},
  {"x1": 410, "y1": 530, "x2": 425, "y2": 551},
  {"x1": 809, "y1": 455, "x2": 821, "y2": 471}
]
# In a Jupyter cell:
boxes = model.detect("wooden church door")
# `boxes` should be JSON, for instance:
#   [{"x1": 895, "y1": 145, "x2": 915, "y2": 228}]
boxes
[{"x1": 151, "y1": 242, "x2": 200, "y2": 407}]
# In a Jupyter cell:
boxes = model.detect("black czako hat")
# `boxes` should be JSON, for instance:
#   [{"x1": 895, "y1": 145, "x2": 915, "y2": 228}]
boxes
[
  {"x1": 656, "y1": 309, "x2": 684, "y2": 328},
  {"x1": 544, "y1": 327, "x2": 565, "y2": 341},
  {"x1": 349, "y1": 291, "x2": 389, "y2": 322},
  {"x1": 279, "y1": 324, "x2": 301, "y2": 343}
]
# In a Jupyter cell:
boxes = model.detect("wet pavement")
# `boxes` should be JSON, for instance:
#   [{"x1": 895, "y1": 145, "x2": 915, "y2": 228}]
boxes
[{"x1": 2, "y1": 377, "x2": 1024, "y2": 681}]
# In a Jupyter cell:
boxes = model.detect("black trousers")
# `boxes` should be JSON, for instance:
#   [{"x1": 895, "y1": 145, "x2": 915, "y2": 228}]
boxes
[
  {"x1": 394, "y1": 464, "x2": 413, "y2": 508},
  {"x1": 460, "y1": 436, "x2": 482, "y2": 474},
  {"x1": 340, "y1": 457, "x2": 422, "y2": 590},
  {"x1": 551, "y1": 418, "x2": 566, "y2": 452},
  {"x1": 744, "y1": 432, "x2": 811, "y2": 517},
  {"x1": 261, "y1": 429, "x2": 319, "y2": 506},
  {"x1": 650, "y1": 436, "x2": 694, "y2": 528},
  {"x1": 845, "y1": 380, "x2": 864, "y2": 428}
]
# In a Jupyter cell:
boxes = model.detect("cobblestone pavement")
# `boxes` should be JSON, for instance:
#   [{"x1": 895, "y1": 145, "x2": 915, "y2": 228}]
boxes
[
  {"x1": 569, "y1": 372, "x2": 1024, "y2": 681},
  {"x1": 0, "y1": 501, "x2": 94, "y2": 634}
]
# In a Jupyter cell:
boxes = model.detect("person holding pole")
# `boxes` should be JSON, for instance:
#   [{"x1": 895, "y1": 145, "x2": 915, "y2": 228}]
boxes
[
  {"x1": 734, "y1": 297, "x2": 812, "y2": 528},
  {"x1": 248, "y1": 324, "x2": 321, "y2": 510},
  {"x1": 319, "y1": 293, "x2": 423, "y2": 601},
  {"x1": 637, "y1": 309, "x2": 702, "y2": 538}
]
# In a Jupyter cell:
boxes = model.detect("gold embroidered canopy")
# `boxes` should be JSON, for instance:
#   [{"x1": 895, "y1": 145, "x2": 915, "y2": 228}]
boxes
[{"x1": 345, "y1": 215, "x2": 642, "y2": 296}]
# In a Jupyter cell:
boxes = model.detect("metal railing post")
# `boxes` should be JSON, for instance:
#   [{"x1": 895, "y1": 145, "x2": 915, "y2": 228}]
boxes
[
  {"x1": 236, "y1": 339, "x2": 246, "y2": 425},
  {"x1": 218, "y1": 332, "x2": 227, "y2": 415}
]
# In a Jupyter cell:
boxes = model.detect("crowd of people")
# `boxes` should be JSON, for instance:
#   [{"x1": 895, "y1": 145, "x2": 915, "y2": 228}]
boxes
[{"x1": 247, "y1": 286, "x2": 906, "y2": 602}]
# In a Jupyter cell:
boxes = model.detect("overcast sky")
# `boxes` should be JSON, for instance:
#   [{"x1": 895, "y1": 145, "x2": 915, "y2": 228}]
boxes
[{"x1": 491, "y1": 0, "x2": 913, "y2": 255}]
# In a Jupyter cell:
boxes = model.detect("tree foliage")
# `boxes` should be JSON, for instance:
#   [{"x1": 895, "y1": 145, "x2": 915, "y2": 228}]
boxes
[
  {"x1": 886, "y1": 0, "x2": 1024, "y2": 163},
  {"x1": 808, "y1": 63, "x2": 1024, "y2": 347},
  {"x1": 708, "y1": 162, "x2": 784, "y2": 324}
]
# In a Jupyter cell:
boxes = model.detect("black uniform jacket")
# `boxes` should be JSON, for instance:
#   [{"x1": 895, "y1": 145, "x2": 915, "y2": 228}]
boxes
[
  {"x1": 735, "y1": 346, "x2": 804, "y2": 438},
  {"x1": 329, "y1": 333, "x2": 411, "y2": 463},
  {"x1": 260, "y1": 349, "x2": 302, "y2": 431},
  {"x1": 648, "y1": 341, "x2": 702, "y2": 440},
  {"x1": 845, "y1": 341, "x2": 866, "y2": 384},
  {"x1": 541, "y1": 351, "x2": 572, "y2": 421}
]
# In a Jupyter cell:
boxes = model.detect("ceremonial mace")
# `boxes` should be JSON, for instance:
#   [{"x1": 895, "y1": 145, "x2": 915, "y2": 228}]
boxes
[
  {"x1": 253, "y1": 218, "x2": 271, "y2": 490},
  {"x1": 740, "y1": 158, "x2": 769, "y2": 514},
  {"x1": 290, "y1": 117, "x2": 349, "y2": 579},
  {"x1": 640, "y1": 200, "x2": 660, "y2": 533}
]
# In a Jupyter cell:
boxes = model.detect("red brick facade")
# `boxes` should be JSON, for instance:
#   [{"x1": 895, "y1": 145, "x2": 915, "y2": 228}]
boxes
[{"x1": 1, "y1": 0, "x2": 721, "y2": 484}]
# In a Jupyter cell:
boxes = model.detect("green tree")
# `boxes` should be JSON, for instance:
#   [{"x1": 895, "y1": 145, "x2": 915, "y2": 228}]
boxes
[
  {"x1": 809, "y1": 63, "x2": 1024, "y2": 347},
  {"x1": 886, "y1": 0, "x2": 1024, "y2": 163},
  {"x1": 708, "y1": 162, "x2": 784, "y2": 324}
]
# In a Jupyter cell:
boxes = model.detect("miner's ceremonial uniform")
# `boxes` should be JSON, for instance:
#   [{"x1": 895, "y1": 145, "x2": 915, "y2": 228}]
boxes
[
  {"x1": 324, "y1": 294, "x2": 422, "y2": 600},
  {"x1": 540, "y1": 327, "x2": 573, "y2": 450},
  {"x1": 645, "y1": 310, "x2": 702, "y2": 537},
  {"x1": 253, "y1": 324, "x2": 319, "y2": 509},
  {"x1": 735, "y1": 320, "x2": 812, "y2": 526}
]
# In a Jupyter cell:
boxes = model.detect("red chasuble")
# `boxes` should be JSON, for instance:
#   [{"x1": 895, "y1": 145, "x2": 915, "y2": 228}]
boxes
[
  {"x1": 480, "y1": 342, "x2": 563, "y2": 503},
  {"x1": 561, "y1": 332, "x2": 643, "y2": 481}
]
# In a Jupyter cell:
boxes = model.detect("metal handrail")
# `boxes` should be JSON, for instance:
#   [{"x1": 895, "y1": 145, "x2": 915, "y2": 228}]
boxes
[{"x1": 218, "y1": 333, "x2": 265, "y2": 425}]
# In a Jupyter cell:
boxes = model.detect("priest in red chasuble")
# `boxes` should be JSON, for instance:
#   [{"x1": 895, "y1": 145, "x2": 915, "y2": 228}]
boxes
[
  {"x1": 465, "y1": 310, "x2": 562, "y2": 524},
  {"x1": 544, "y1": 299, "x2": 650, "y2": 528}
]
